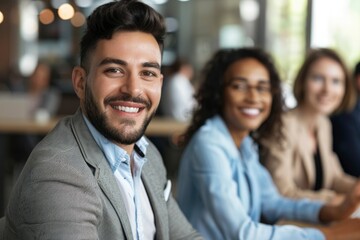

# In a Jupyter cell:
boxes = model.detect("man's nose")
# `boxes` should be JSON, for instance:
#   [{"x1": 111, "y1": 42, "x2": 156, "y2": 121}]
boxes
[{"x1": 120, "y1": 73, "x2": 142, "y2": 96}]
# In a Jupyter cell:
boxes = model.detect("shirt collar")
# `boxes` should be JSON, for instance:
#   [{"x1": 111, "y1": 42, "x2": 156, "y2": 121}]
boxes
[
  {"x1": 239, "y1": 136, "x2": 257, "y2": 163},
  {"x1": 82, "y1": 114, "x2": 149, "y2": 173},
  {"x1": 212, "y1": 115, "x2": 257, "y2": 163}
]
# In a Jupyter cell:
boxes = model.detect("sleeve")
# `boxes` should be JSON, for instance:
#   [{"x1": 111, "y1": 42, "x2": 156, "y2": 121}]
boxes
[
  {"x1": 260, "y1": 116, "x2": 336, "y2": 202},
  {"x1": 255, "y1": 161, "x2": 324, "y2": 224},
  {"x1": 7, "y1": 157, "x2": 103, "y2": 240},
  {"x1": 167, "y1": 195, "x2": 204, "y2": 240},
  {"x1": 189, "y1": 137, "x2": 325, "y2": 240}
]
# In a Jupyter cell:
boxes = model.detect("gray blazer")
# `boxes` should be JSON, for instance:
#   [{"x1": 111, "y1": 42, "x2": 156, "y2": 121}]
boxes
[{"x1": 4, "y1": 110, "x2": 201, "y2": 240}]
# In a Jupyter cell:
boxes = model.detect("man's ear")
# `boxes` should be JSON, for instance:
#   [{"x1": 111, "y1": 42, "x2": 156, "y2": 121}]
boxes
[{"x1": 72, "y1": 66, "x2": 87, "y2": 100}]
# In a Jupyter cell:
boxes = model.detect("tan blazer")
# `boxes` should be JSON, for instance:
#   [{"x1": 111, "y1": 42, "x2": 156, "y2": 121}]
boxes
[
  {"x1": 4, "y1": 110, "x2": 202, "y2": 240},
  {"x1": 260, "y1": 108, "x2": 356, "y2": 202}
]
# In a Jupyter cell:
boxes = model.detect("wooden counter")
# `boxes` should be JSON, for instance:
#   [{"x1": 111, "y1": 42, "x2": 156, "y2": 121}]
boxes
[{"x1": 0, "y1": 116, "x2": 188, "y2": 136}]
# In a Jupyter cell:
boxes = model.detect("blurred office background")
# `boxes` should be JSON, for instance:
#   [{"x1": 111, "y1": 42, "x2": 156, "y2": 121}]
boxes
[
  {"x1": 1, "y1": 0, "x2": 360, "y2": 88},
  {"x1": 0, "y1": 0, "x2": 360, "y2": 214}
]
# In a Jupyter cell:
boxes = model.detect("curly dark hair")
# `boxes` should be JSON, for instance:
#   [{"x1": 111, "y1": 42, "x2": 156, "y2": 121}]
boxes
[
  {"x1": 80, "y1": 0, "x2": 166, "y2": 71},
  {"x1": 179, "y1": 48, "x2": 285, "y2": 146}
]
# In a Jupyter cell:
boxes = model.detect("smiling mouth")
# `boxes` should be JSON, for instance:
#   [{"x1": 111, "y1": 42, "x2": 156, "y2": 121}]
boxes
[
  {"x1": 241, "y1": 108, "x2": 261, "y2": 116},
  {"x1": 112, "y1": 105, "x2": 140, "y2": 113},
  {"x1": 317, "y1": 97, "x2": 334, "y2": 104}
]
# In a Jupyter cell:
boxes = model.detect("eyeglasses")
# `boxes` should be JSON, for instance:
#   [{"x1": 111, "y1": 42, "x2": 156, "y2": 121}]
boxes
[{"x1": 227, "y1": 81, "x2": 272, "y2": 96}]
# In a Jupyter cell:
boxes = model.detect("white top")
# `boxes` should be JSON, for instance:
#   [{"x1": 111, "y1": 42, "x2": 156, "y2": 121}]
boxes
[{"x1": 161, "y1": 73, "x2": 196, "y2": 122}]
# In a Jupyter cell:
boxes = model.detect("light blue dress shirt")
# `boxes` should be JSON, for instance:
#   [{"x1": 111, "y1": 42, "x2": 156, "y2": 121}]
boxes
[{"x1": 177, "y1": 115, "x2": 325, "y2": 240}]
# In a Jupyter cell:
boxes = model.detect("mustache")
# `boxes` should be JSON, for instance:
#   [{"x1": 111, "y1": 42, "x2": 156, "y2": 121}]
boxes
[{"x1": 104, "y1": 94, "x2": 151, "y2": 109}]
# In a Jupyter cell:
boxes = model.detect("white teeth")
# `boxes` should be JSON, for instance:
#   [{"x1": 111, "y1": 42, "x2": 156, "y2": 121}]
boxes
[
  {"x1": 114, "y1": 106, "x2": 139, "y2": 113},
  {"x1": 242, "y1": 108, "x2": 260, "y2": 116}
]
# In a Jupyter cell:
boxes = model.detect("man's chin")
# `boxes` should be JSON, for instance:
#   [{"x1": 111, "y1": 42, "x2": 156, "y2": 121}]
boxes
[
  {"x1": 111, "y1": 121, "x2": 147, "y2": 143},
  {"x1": 106, "y1": 111, "x2": 155, "y2": 143},
  {"x1": 106, "y1": 127, "x2": 143, "y2": 145}
]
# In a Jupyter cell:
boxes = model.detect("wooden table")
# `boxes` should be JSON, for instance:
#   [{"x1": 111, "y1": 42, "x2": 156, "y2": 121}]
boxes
[{"x1": 0, "y1": 116, "x2": 189, "y2": 136}]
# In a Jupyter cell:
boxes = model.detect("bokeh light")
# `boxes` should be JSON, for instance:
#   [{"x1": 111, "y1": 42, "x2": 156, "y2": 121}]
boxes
[
  {"x1": 0, "y1": 11, "x2": 4, "y2": 24},
  {"x1": 71, "y1": 11, "x2": 86, "y2": 27},
  {"x1": 58, "y1": 3, "x2": 74, "y2": 20},
  {"x1": 75, "y1": 0, "x2": 93, "y2": 8},
  {"x1": 39, "y1": 9, "x2": 55, "y2": 25},
  {"x1": 239, "y1": 0, "x2": 260, "y2": 22},
  {"x1": 153, "y1": 0, "x2": 168, "y2": 4}
]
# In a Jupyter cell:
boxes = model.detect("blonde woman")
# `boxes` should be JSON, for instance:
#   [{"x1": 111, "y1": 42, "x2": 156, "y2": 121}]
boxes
[{"x1": 261, "y1": 48, "x2": 357, "y2": 204}]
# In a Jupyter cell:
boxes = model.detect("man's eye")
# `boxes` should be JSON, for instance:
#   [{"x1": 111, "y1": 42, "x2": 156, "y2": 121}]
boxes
[
  {"x1": 141, "y1": 71, "x2": 158, "y2": 77},
  {"x1": 103, "y1": 67, "x2": 127, "y2": 76},
  {"x1": 105, "y1": 68, "x2": 122, "y2": 74}
]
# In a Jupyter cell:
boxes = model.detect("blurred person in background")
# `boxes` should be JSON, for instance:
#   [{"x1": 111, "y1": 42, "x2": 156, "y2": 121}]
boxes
[
  {"x1": 156, "y1": 57, "x2": 196, "y2": 180},
  {"x1": 27, "y1": 62, "x2": 61, "y2": 118},
  {"x1": 8, "y1": 62, "x2": 61, "y2": 167},
  {"x1": 176, "y1": 47, "x2": 360, "y2": 240},
  {"x1": 7, "y1": 62, "x2": 60, "y2": 115},
  {"x1": 331, "y1": 61, "x2": 360, "y2": 177},
  {"x1": 260, "y1": 48, "x2": 358, "y2": 205},
  {"x1": 160, "y1": 57, "x2": 196, "y2": 122}
]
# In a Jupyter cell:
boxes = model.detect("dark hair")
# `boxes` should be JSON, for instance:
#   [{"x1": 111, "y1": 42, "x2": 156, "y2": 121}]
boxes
[
  {"x1": 179, "y1": 48, "x2": 285, "y2": 146},
  {"x1": 353, "y1": 61, "x2": 360, "y2": 95},
  {"x1": 80, "y1": 0, "x2": 166, "y2": 70},
  {"x1": 293, "y1": 48, "x2": 356, "y2": 113},
  {"x1": 354, "y1": 61, "x2": 360, "y2": 77}
]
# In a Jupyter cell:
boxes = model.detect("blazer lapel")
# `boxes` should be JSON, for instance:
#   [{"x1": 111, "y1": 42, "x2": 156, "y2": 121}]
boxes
[
  {"x1": 316, "y1": 118, "x2": 332, "y2": 188},
  {"x1": 96, "y1": 163, "x2": 134, "y2": 239},
  {"x1": 70, "y1": 110, "x2": 134, "y2": 239},
  {"x1": 296, "y1": 115, "x2": 316, "y2": 187},
  {"x1": 141, "y1": 149, "x2": 168, "y2": 240}
]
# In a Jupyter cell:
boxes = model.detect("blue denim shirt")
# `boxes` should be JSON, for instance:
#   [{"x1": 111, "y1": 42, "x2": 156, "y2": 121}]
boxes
[{"x1": 176, "y1": 115, "x2": 325, "y2": 240}]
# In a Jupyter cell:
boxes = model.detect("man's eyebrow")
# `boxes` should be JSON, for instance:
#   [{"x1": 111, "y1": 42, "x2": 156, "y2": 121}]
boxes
[
  {"x1": 99, "y1": 58, "x2": 127, "y2": 66},
  {"x1": 143, "y1": 62, "x2": 161, "y2": 70},
  {"x1": 98, "y1": 58, "x2": 160, "y2": 70}
]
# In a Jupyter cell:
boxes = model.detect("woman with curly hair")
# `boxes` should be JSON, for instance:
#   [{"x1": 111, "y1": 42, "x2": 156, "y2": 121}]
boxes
[{"x1": 176, "y1": 48, "x2": 360, "y2": 240}]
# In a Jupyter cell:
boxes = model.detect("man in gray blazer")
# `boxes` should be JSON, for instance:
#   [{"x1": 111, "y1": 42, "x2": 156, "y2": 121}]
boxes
[{"x1": 3, "y1": 0, "x2": 202, "y2": 239}]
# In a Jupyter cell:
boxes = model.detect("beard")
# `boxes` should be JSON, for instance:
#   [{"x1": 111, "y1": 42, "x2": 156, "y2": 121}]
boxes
[{"x1": 83, "y1": 84, "x2": 155, "y2": 145}]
